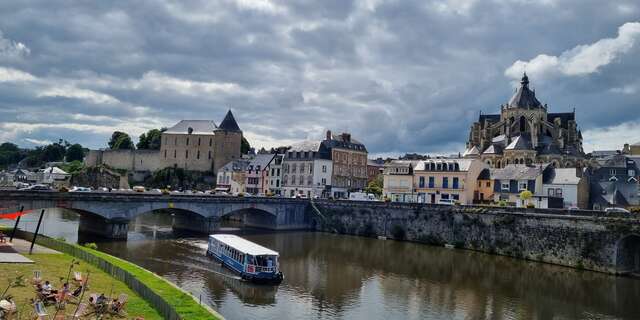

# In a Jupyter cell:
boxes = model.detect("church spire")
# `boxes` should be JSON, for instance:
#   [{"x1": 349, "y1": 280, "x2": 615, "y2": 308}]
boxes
[{"x1": 520, "y1": 72, "x2": 529, "y2": 87}]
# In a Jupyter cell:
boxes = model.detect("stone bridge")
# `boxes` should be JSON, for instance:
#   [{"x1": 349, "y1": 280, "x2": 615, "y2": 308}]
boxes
[
  {"x1": 0, "y1": 191, "x2": 313, "y2": 239},
  {"x1": 2, "y1": 191, "x2": 640, "y2": 276}
]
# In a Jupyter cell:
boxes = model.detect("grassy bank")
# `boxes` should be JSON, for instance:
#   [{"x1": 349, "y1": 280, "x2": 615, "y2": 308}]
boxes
[
  {"x1": 0, "y1": 253, "x2": 162, "y2": 319},
  {"x1": 2, "y1": 226, "x2": 221, "y2": 319},
  {"x1": 84, "y1": 247, "x2": 220, "y2": 319}
]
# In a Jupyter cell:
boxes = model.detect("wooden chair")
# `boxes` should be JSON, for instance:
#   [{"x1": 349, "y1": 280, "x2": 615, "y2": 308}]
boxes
[
  {"x1": 34, "y1": 301, "x2": 50, "y2": 320},
  {"x1": 110, "y1": 294, "x2": 128, "y2": 317},
  {"x1": 32, "y1": 270, "x2": 42, "y2": 285},
  {"x1": 71, "y1": 303, "x2": 88, "y2": 319},
  {"x1": 72, "y1": 271, "x2": 83, "y2": 284}
]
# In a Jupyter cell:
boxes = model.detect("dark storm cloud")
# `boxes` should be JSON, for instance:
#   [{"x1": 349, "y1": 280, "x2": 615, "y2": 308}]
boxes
[{"x1": 0, "y1": 0, "x2": 638, "y2": 153}]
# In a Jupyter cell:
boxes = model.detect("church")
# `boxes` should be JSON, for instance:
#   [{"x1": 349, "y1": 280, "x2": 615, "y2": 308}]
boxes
[{"x1": 464, "y1": 74, "x2": 585, "y2": 168}]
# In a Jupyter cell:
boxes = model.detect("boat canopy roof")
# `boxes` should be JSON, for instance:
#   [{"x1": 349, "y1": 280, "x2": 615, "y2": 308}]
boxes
[{"x1": 210, "y1": 234, "x2": 279, "y2": 256}]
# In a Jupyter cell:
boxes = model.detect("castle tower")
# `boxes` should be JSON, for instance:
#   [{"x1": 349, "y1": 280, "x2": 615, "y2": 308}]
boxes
[{"x1": 213, "y1": 110, "x2": 243, "y2": 174}]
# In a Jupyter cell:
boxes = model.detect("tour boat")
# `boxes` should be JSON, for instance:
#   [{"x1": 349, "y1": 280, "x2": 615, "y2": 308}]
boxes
[{"x1": 207, "y1": 234, "x2": 283, "y2": 284}]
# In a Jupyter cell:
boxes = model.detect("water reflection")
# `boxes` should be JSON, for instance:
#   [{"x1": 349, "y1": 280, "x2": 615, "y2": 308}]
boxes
[{"x1": 2, "y1": 209, "x2": 640, "y2": 320}]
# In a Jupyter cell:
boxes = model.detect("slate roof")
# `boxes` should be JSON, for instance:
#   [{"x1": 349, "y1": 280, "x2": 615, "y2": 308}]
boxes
[
  {"x1": 482, "y1": 144, "x2": 503, "y2": 155},
  {"x1": 321, "y1": 133, "x2": 367, "y2": 152},
  {"x1": 165, "y1": 120, "x2": 217, "y2": 135},
  {"x1": 463, "y1": 146, "x2": 480, "y2": 157},
  {"x1": 507, "y1": 73, "x2": 543, "y2": 109},
  {"x1": 218, "y1": 110, "x2": 242, "y2": 132},
  {"x1": 477, "y1": 168, "x2": 491, "y2": 180},
  {"x1": 490, "y1": 164, "x2": 549, "y2": 180},
  {"x1": 546, "y1": 168, "x2": 581, "y2": 185},
  {"x1": 247, "y1": 154, "x2": 276, "y2": 172},
  {"x1": 505, "y1": 135, "x2": 532, "y2": 150},
  {"x1": 219, "y1": 158, "x2": 250, "y2": 173},
  {"x1": 41, "y1": 167, "x2": 68, "y2": 175},
  {"x1": 289, "y1": 141, "x2": 321, "y2": 152}
]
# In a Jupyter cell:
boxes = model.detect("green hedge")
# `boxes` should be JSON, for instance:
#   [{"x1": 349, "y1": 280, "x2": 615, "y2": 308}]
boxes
[{"x1": 13, "y1": 230, "x2": 222, "y2": 320}]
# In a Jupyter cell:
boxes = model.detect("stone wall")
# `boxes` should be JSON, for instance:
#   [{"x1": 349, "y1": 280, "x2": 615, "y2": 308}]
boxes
[
  {"x1": 311, "y1": 200, "x2": 640, "y2": 275},
  {"x1": 84, "y1": 149, "x2": 163, "y2": 172}
]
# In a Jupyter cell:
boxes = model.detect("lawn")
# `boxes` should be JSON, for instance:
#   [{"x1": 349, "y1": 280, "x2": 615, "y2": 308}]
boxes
[{"x1": 0, "y1": 253, "x2": 163, "y2": 319}]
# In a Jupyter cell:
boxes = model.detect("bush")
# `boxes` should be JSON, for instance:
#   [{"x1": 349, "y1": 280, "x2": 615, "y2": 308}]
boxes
[
  {"x1": 83, "y1": 242, "x2": 98, "y2": 250},
  {"x1": 526, "y1": 203, "x2": 535, "y2": 208},
  {"x1": 498, "y1": 200, "x2": 507, "y2": 207},
  {"x1": 55, "y1": 236, "x2": 66, "y2": 242}
]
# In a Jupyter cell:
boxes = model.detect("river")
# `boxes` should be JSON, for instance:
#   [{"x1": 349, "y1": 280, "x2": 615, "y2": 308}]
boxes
[{"x1": 3, "y1": 208, "x2": 640, "y2": 320}]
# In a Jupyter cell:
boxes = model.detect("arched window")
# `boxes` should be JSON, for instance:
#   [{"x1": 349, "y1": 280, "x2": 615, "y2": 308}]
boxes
[{"x1": 519, "y1": 116, "x2": 526, "y2": 132}]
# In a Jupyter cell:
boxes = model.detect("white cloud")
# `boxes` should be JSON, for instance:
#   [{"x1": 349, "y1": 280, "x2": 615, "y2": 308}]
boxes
[
  {"x1": 23, "y1": 138, "x2": 52, "y2": 146},
  {"x1": 506, "y1": 22, "x2": 640, "y2": 80},
  {"x1": 0, "y1": 30, "x2": 30, "y2": 59},
  {"x1": 0, "y1": 67, "x2": 36, "y2": 82},
  {"x1": 232, "y1": 0, "x2": 285, "y2": 14},
  {"x1": 37, "y1": 85, "x2": 120, "y2": 104},
  {"x1": 137, "y1": 71, "x2": 245, "y2": 96},
  {"x1": 582, "y1": 120, "x2": 640, "y2": 152}
]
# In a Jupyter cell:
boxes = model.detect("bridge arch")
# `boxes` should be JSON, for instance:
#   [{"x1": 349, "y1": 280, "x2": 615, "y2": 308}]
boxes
[
  {"x1": 221, "y1": 207, "x2": 278, "y2": 230},
  {"x1": 615, "y1": 234, "x2": 640, "y2": 274}
]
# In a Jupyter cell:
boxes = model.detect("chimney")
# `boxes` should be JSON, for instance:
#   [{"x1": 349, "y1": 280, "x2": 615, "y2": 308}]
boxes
[
  {"x1": 342, "y1": 132, "x2": 351, "y2": 142},
  {"x1": 326, "y1": 130, "x2": 332, "y2": 141}
]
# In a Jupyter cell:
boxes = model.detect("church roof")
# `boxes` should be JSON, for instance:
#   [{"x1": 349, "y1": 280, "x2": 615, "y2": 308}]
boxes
[
  {"x1": 218, "y1": 110, "x2": 242, "y2": 132},
  {"x1": 482, "y1": 144, "x2": 503, "y2": 155},
  {"x1": 463, "y1": 146, "x2": 480, "y2": 157},
  {"x1": 505, "y1": 135, "x2": 532, "y2": 150},
  {"x1": 507, "y1": 73, "x2": 543, "y2": 109},
  {"x1": 165, "y1": 120, "x2": 217, "y2": 135}
]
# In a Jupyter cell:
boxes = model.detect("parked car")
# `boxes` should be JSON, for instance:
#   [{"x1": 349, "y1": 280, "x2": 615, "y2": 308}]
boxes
[
  {"x1": 132, "y1": 186, "x2": 146, "y2": 193},
  {"x1": 438, "y1": 199, "x2": 456, "y2": 205},
  {"x1": 605, "y1": 207, "x2": 630, "y2": 214},
  {"x1": 348, "y1": 192, "x2": 377, "y2": 201},
  {"x1": 25, "y1": 184, "x2": 52, "y2": 191},
  {"x1": 70, "y1": 186, "x2": 91, "y2": 192}
]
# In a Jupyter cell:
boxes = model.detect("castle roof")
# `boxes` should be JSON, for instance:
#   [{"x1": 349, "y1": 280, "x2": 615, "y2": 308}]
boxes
[
  {"x1": 507, "y1": 73, "x2": 543, "y2": 109},
  {"x1": 165, "y1": 120, "x2": 217, "y2": 135},
  {"x1": 218, "y1": 110, "x2": 242, "y2": 132}
]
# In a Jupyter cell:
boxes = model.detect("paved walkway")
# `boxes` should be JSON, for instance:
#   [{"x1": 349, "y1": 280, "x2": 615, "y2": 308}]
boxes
[{"x1": 0, "y1": 238, "x2": 60, "y2": 263}]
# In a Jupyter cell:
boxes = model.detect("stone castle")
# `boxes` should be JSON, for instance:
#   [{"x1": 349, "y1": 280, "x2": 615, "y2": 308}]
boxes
[
  {"x1": 464, "y1": 73, "x2": 585, "y2": 168},
  {"x1": 85, "y1": 110, "x2": 242, "y2": 174}
]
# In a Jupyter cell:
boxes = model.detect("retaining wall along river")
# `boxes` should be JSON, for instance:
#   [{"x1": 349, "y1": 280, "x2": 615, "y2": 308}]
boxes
[{"x1": 311, "y1": 201, "x2": 640, "y2": 275}]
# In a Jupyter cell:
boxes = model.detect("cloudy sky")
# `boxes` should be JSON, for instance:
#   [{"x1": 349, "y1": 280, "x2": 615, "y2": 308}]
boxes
[{"x1": 0, "y1": 0, "x2": 639, "y2": 156}]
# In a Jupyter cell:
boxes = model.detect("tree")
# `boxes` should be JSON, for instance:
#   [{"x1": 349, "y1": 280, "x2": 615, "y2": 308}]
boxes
[
  {"x1": 108, "y1": 131, "x2": 134, "y2": 150},
  {"x1": 65, "y1": 143, "x2": 85, "y2": 162},
  {"x1": 519, "y1": 190, "x2": 533, "y2": 207},
  {"x1": 0, "y1": 143, "x2": 25, "y2": 169},
  {"x1": 241, "y1": 136, "x2": 251, "y2": 154},
  {"x1": 41, "y1": 141, "x2": 66, "y2": 162},
  {"x1": 365, "y1": 174, "x2": 383, "y2": 197},
  {"x1": 136, "y1": 128, "x2": 165, "y2": 150}
]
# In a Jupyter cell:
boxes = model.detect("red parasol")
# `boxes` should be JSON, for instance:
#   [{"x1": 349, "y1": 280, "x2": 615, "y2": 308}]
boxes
[{"x1": 0, "y1": 209, "x2": 33, "y2": 220}]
